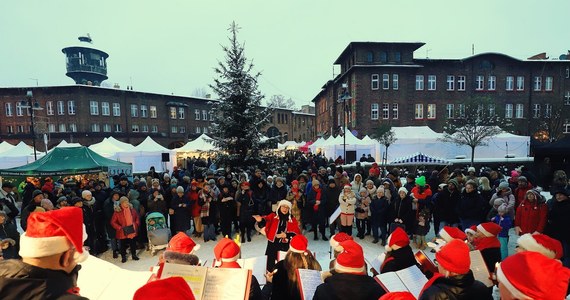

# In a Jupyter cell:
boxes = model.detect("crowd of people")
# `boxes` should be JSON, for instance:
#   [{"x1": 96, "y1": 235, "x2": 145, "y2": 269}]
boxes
[{"x1": 0, "y1": 151, "x2": 570, "y2": 299}]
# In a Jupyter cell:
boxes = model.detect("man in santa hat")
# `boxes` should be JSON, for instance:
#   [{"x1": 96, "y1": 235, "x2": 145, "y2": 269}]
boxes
[
  {"x1": 380, "y1": 227, "x2": 417, "y2": 274},
  {"x1": 515, "y1": 233, "x2": 563, "y2": 260},
  {"x1": 419, "y1": 240, "x2": 491, "y2": 299},
  {"x1": 314, "y1": 239, "x2": 385, "y2": 300},
  {"x1": 497, "y1": 251, "x2": 570, "y2": 300},
  {"x1": 160, "y1": 232, "x2": 200, "y2": 265},
  {"x1": 475, "y1": 222, "x2": 502, "y2": 272},
  {"x1": 133, "y1": 276, "x2": 195, "y2": 300},
  {"x1": 0, "y1": 207, "x2": 89, "y2": 299}
]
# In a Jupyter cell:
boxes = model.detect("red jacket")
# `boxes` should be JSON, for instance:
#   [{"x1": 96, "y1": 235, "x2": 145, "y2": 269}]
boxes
[
  {"x1": 188, "y1": 189, "x2": 201, "y2": 217},
  {"x1": 263, "y1": 213, "x2": 301, "y2": 243},
  {"x1": 514, "y1": 184, "x2": 533, "y2": 209},
  {"x1": 515, "y1": 199, "x2": 547, "y2": 234},
  {"x1": 111, "y1": 207, "x2": 140, "y2": 239}
]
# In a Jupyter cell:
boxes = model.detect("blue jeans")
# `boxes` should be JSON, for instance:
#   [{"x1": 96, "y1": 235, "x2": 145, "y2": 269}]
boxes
[{"x1": 499, "y1": 236, "x2": 509, "y2": 260}]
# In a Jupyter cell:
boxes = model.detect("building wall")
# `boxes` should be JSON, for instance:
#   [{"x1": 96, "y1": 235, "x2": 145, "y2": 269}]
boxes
[{"x1": 315, "y1": 42, "x2": 570, "y2": 139}]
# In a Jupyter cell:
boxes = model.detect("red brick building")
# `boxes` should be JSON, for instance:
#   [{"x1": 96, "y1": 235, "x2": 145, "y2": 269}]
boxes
[{"x1": 313, "y1": 42, "x2": 570, "y2": 140}]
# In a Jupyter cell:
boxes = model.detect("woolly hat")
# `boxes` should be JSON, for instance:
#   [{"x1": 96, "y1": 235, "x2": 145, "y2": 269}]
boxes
[
  {"x1": 498, "y1": 181, "x2": 509, "y2": 190},
  {"x1": 439, "y1": 226, "x2": 467, "y2": 242},
  {"x1": 385, "y1": 227, "x2": 409, "y2": 251},
  {"x1": 119, "y1": 196, "x2": 130, "y2": 205},
  {"x1": 497, "y1": 251, "x2": 570, "y2": 300},
  {"x1": 168, "y1": 232, "x2": 200, "y2": 254},
  {"x1": 467, "y1": 167, "x2": 476, "y2": 173},
  {"x1": 415, "y1": 176, "x2": 426, "y2": 187},
  {"x1": 435, "y1": 239, "x2": 470, "y2": 274},
  {"x1": 438, "y1": 183, "x2": 447, "y2": 190},
  {"x1": 133, "y1": 277, "x2": 195, "y2": 300},
  {"x1": 517, "y1": 233, "x2": 563, "y2": 259},
  {"x1": 214, "y1": 238, "x2": 240, "y2": 267},
  {"x1": 517, "y1": 176, "x2": 527, "y2": 183},
  {"x1": 447, "y1": 178, "x2": 459, "y2": 189},
  {"x1": 477, "y1": 222, "x2": 502, "y2": 237},
  {"x1": 329, "y1": 232, "x2": 353, "y2": 252},
  {"x1": 493, "y1": 198, "x2": 505, "y2": 208},
  {"x1": 291, "y1": 180, "x2": 299, "y2": 186},
  {"x1": 32, "y1": 189, "x2": 43, "y2": 199},
  {"x1": 510, "y1": 170, "x2": 519, "y2": 178},
  {"x1": 397, "y1": 186, "x2": 408, "y2": 194},
  {"x1": 497, "y1": 203, "x2": 508, "y2": 214},
  {"x1": 379, "y1": 292, "x2": 415, "y2": 300},
  {"x1": 276, "y1": 200, "x2": 292, "y2": 212},
  {"x1": 525, "y1": 188, "x2": 541, "y2": 199},
  {"x1": 465, "y1": 225, "x2": 477, "y2": 236},
  {"x1": 334, "y1": 240, "x2": 366, "y2": 274},
  {"x1": 19, "y1": 207, "x2": 88, "y2": 262},
  {"x1": 289, "y1": 235, "x2": 309, "y2": 254},
  {"x1": 81, "y1": 190, "x2": 92, "y2": 199},
  {"x1": 176, "y1": 186, "x2": 185, "y2": 193}
]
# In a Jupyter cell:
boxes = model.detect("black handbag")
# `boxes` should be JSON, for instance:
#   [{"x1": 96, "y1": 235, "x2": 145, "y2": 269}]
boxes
[{"x1": 122, "y1": 225, "x2": 135, "y2": 236}]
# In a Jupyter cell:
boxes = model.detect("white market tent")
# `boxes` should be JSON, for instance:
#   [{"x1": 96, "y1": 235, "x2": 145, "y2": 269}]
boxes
[
  {"x1": 0, "y1": 141, "x2": 15, "y2": 154},
  {"x1": 53, "y1": 140, "x2": 82, "y2": 149},
  {"x1": 310, "y1": 127, "x2": 381, "y2": 162},
  {"x1": 106, "y1": 136, "x2": 136, "y2": 151},
  {"x1": 89, "y1": 138, "x2": 128, "y2": 158},
  {"x1": 115, "y1": 136, "x2": 176, "y2": 174},
  {"x1": 277, "y1": 140, "x2": 304, "y2": 150},
  {"x1": 176, "y1": 134, "x2": 218, "y2": 153},
  {"x1": 0, "y1": 141, "x2": 45, "y2": 169}
]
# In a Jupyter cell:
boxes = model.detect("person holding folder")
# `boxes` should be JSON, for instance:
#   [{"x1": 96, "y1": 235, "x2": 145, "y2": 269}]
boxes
[
  {"x1": 111, "y1": 196, "x2": 140, "y2": 263},
  {"x1": 381, "y1": 227, "x2": 417, "y2": 274}
]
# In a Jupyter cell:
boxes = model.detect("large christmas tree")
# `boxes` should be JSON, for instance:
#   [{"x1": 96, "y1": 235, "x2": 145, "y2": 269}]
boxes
[{"x1": 209, "y1": 22, "x2": 270, "y2": 169}]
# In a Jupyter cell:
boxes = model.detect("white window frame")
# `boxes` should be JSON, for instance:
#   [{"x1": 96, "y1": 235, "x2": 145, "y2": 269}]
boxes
[
  {"x1": 488, "y1": 76, "x2": 496, "y2": 91},
  {"x1": 564, "y1": 121, "x2": 570, "y2": 134},
  {"x1": 476, "y1": 75, "x2": 484, "y2": 90},
  {"x1": 150, "y1": 106, "x2": 157, "y2": 118},
  {"x1": 446, "y1": 104, "x2": 454, "y2": 119},
  {"x1": 140, "y1": 105, "x2": 148, "y2": 118},
  {"x1": 382, "y1": 74, "x2": 390, "y2": 90},
  {"x1": 169, "y1": 107, "x2": 177, "y2": 119},
  {"x1": 392, "y1": 74, "x2": 399, "y2": 90},
  {"x1": 171, "y1": 126, "x2": 178, "y2": 133},
  {"x1": 57, "y1": 101, "x2": 65, "y2": 115},
  {"x1": 533, "y1": 76, "x2": 542, "y2": 91},
  {"x1": 69, "y1": 123, "x2": 77, "y2": 132},
  {"x1": 489, "y1": 104, "x2": 496, "y2": 116},
  {"x1": 195, "y1": 109, "x2": 200, "y2": 120},
  {"x1": 371, "y1": 74, "x2": 379, "y2": 90},
  {"x1": 131, "y1": 104, "x2": 138, "y2": 117},
  {"x1": 202, "y1": 110, "x2": 208, "y2": 120},
  {"x1": 91, "y1": 123, "x2": 100, "y2": 132},
  {"x1": 516, "y1": 76, "x2": 525, "y2": 91},
  {"x1": 545, "y1": 104, "x2": 552, "y2": 118},
  {"x1": 532, "y1": 104, "x2": 541, "y2": 118},
  {"x1": 6, "y1": 125, "x2": 13, "y2": 134},
  {"x1": 141, "y1": 125, "x2": 149, "y2": 133},
  {"x1": 179, "y1": 126, "x2": 186, "y2": 134},
  {"x1": 67, "y1": 100, "x2": 76, "y2": 115},
  {"x1": 427, "y1": 75, "x2": 436, "y2": 91},
  {"x1": 178, "y1": 107, "x2": 185, "y2": 119},
  {"x1": 59, "y1": 123, "x2": 66, "y2": 132},
  {"x1": 414, "y1": 104, "x2": 424, "y2": 119},
  {"x1": 17, "y1": 125, "x2": 24, "y2": 133},
  {"x1": 382, "y1": 103, "x2": 389, "y2": 119},
  {"x1": 114, "y1": 124, "x2": 122, "y2": 132},
  {"x1": 16, "y1": 102, "x2": 24, "y2": 116},
  {"x1": 505, "y1": 104, "x2": 513, "y2": 118},
  {"x1": 506, "y1": 76, "x2": 514, "y2": 91},
  {"x1": 370, "y1": 103, "x2": 379, "y2": 120},
  {"x1": 195, "y1": 127, "x2": 201, "y2": 134},
  {"x1": 203, "y1": 127, "x2": 208, "y2": 134},
  {"x1": 427, "y1": 104, "x2": 436, "y2": 119},
  {"x1": 48, "y1": 124, "x2": 56, "y2": 133},
  {"x1": 392, "y1": 103, "x2": 398, "y2": 119},
  {"x1": 112, "y1": 103, "x2": 121, "y2": 116},
  {"x1": 46, "y1": 101, "x2": 54, "y2": 115},
  {"x1": 415, "y1": 75, "x2": 424, "y2": 90},
  {"x1": 545, "y1": 76, "x2": 553, "y2": 91},
  {"x1": 515, "y1": 104, "x2": 524, "y2": 119},
  {"x1": 103, "y1": 124, "x2": 112, "y2": 133},
  {"x1": 209, "y1": 111, "x2": 214, "y2": 121},
  {"x1": 457, "y1": 76, "x2": 466, "y2": 91},
  {"x1": 5, "y1": 103, "x2": 12, "y2": 116},
  {"x1": 446, "y1": 75, "x2": 455, "y2": 91},
  {"x1": 458, "y1": 104, "x2": 466, "y2": 118},
  {"x1": 151, "y1": 125, "x2": 158, "y2": 133},
  {"x1": 564, "y1": 91, "x2": 570, "y2": 105},
  {"x1": 101, "y1": 102, "x2": 110, "y2": 116},
  {"x1": 90, "y1": 101, "x2": 99, "y2": 115},
  {"x1": 132, "y1": 125, "x2": 139, "y2": 132}
]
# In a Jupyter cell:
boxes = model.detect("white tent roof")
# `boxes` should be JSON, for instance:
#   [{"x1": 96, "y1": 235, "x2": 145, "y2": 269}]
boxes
[
  {"x1": 54, "y1": 140, "x2": 82, "y2": 148},
  {"x1": 278, "y1": 140, "x2": 303, "y2": 150},
  {"x1": 176, "y1": 134, "x2": 218, "y2": 152},
  {"x1": 320, "y1": 128, "x2": 373, "y2": 146},
  {"x1": 89, "y1": 138, "x2": 127, "y2": 157},
  {"x1": 2, "y1": 141, "x2": 43, "y2": 157},
  {"x1": 106, "y1": 136, "x2": 135, "y2": 151},
  {"x1": 0, "y1": 141, "x2": 15, "y2": 154},
  {"x1": 391, "y1": 126, "x2": 442, "y2": 143},
  {"x1": 131, "y1": 136, "x2": 170, "y2": 152}
]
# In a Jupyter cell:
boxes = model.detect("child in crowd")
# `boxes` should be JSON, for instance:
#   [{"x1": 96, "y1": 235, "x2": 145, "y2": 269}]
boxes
[
  {"x1": 355, "y1": 188, "x2": 370, "y2": 239},
  {"x1": 491, "y1": 204, "x2": 512, "y2": 260},
  {"x1": 413, "y1": 209, "x2": 430, "y2": 250}
]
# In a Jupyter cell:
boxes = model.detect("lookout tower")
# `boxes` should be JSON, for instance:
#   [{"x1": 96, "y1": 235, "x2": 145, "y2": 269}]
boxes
[{"x1": 62, "y1": 35, "x2": 109, "y2": 86}]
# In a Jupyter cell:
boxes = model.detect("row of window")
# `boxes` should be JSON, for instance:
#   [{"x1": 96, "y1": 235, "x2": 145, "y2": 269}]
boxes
[
  {"x1": 5, "y1": 101, "x2": 76, "y2": 117},
  {"x1": 366, "y1": 51, "x2": 401, "y2": 64},
  {"x1": 370, "y1": 74, "x2": 556, "y2": 92},
  {"x1": 370, "y1": 103, "x2": 399, "y2": 120}
]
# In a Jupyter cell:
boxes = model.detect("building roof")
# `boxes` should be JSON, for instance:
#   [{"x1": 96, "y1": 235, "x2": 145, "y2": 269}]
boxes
[{"x1": 334, "y1": 41, "x2": 425, "y2": 64}]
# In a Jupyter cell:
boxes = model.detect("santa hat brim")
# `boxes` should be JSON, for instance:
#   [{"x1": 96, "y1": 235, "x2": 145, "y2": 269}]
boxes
[
  {"x1": 19, "y1": 232, "x2": 70, "y2": 258},
  {"x1": 334, "y1": 260, "x2": 366, "y2": 274},
  {"x1": 477, "y1": 224, "x2": 494, "y2": 237},
  {"x1": 496, "y1": 265, "x2": 531, "y2": 300},
  {"x1": 517, "y1": 234, "x2": 556, "y2": 259},
  {"x1": 439, "y1": 229, "x2": 452, "y2": 242},
  {"x1": 465, "y1": 228, "x2": 477, "y2": 235}
]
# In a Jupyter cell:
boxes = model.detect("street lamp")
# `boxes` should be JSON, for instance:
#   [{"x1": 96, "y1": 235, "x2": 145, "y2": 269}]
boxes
[
  {"x1": 21, "y1": 90, "x2": 43, "y2": 161},
  {"x1": 338, "y1": 83, "x2": 351, "y2": 163}
]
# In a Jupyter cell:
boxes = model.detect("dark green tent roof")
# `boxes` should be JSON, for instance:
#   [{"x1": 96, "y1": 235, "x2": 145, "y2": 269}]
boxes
[{"x1": 0, "y1": 146, "x2": 131, "y2": 176}]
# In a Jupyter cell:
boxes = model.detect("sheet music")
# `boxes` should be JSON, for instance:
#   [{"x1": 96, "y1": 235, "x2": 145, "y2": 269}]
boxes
[
  {"x1": 297, "y1": 269, "x2": 323, "y2": 300},
  {"x1": 396, "y1": 265, "x2": 428, "y2": 299},
  {"x1": 328, "y1": 206, "x2": 341, "y2": 224},
  {"x1": 238, "y1": 255, "x2": 268, "y2": 285},
  {"x1": 375, "y1": 272, "x2": 409, "y2": 293},
  {"x1": 469, "y1": 250, "x2": 494, "y2": 287},
  {"x1": 369, "y1": 252, "x2": 386, "y2": 274},
  {"x1": 202, "y1": 268, "x2": 250, "y2": 300},
  {"x1": 160, "y1": 263, "x2": 208, "y2": 299}
]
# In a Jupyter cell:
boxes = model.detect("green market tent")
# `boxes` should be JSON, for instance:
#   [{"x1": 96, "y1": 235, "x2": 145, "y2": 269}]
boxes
[{"x1": 0, "y1": 146, "x2": 132, "y2": 176}]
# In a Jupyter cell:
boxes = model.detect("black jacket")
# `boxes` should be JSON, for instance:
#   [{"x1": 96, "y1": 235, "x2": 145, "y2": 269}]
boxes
[
  {"x1": 457, "y1": 190, "x2": 485, "y2": 222},
  {"x1": 0, "y1": 260, "x2": 88, "y2": 300},
  {"x1": 419, "y1": 270, "x2": 492, "y2": 300},
  {"x1": 380, "y1": 245, "x2": 418, "y2": 274},
  {"x1": 313, "y1": 272, "x2": 385, "y2": 300},
  {"x1": 545, "y1": 198, "x2": 570, "y2": 243}
]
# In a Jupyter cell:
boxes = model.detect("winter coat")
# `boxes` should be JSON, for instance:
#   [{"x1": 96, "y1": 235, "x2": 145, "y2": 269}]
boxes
[
  {"x1": 544, "y1": 198, "x2": 570, "y2": 243},
  {"x1": 489, "y1": 189, "x2": 515, "y2": 219},
  {"x1": 388, "y1": 195, "x2": 414, "y2": 232},
  {"x1": 237, "y1": 190, "x2": 257, "y2": 223},
  {"x1": 457, "y1": 190, "x2": 486, "y2": 222},
  {"x1": 515, "y1": 198, "x2": 547, "y2": 234},
  {"x1": 147, "y1": 194, "x2": 168, "y2": 217},
  {"x1": 436, "y1": 188, "x2": 460, "y2": 225},
  {"x1": 171, "y1": 193, "x2": 192, "y2": 232},
  {"x1": 411, "y1": 184, "x2": 433, "y2": 212},
  {"x1": 514, "y1": 183, "x2": 533, "y2": 209},
  {"x1": 313, "y1": 272, "x2": 385, "y2": 300},
  {"x1": 110, "y1": 206, "x2": 140, "y2": 240},
  {"x1": 0, "y1": 221, "x2": 19, "y2": 259},
  {"x1": 218, "y1": 191, "x2": 236, "y2": 221},
  {"x1": 103, "y1": 197, "x2": 120, "y2": 239},
  {"x1": 323, "y1": 184, "x2": 341, "y2": 217},
  {"x1": 380, "y1": 245, "x2": 417, "y2": 274},
  {"x1": 338, "y1": 190, "x2": 357, "y2": 214},
  {"x1": 355, "y1": 195, "x2": 371, "y2": 220},
  {"x1": 0, "y1": 191, "x2": 19, "y2": 221},
  {"x1": 252, "y1": 185, "x2": 270, "y2": 215},
  {"x1": 491, "y1": 215, "x2": 512, "y2": 238},
  {"x1": 306, "y1": 187, "x2": 328, "y2": 222},
  {"x1": 0, "y1": 260, "x2": 88, "y2": 300},
  {"x1": 262, "y1": 212, "x2": 301, "y2": 243},
  {"x1": 268, "y1": 184, "x2": 288, "y2": 206},
  {"x1": 370, "y1": 195, "x2": 389, "y2": 224},
  {"x1": 350, "y1": 176, "x2": 364, "y2": 200},
  {"x1": 419, "y1": 270, "x2": 492, "y2": 300},
  {"x1": 188, "y1": 188, "x2": 201, "y2": 218},
  {"x1": 20, "y1": 201, "x2": 41, "y2": 231}
]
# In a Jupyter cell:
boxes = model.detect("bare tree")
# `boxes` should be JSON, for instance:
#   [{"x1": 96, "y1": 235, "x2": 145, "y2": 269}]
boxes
[
  {"x1": 439, "y1": 96, "x2": 512, "y2": 165},
  {"x1": 267, "y1": 94, "x2": 296, "y2": 110},
  {"x1": 530, "y1": 102, "x2": 566, "y2": 142},
  {"x1": 371, "y1": 124, "x2": 397, "y2": 165},
  {"x1": 191, "y1": 87, "x2": 209, "y2": 98}
]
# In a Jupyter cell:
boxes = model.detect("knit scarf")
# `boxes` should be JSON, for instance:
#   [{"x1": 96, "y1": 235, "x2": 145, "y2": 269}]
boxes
[
  {"x1": 122, "y1": 207, "x2": 136, "y2": 239},
  {"x1": 314, "y1": 186, "x2": 321, "y2": 201},
  {"x1": 291, "y1": 186, "x2": 301, "y2": 201},
  {"x1": 475, "y1": 236, "x2": 501, "y2": 251},
  {"x1": 200, "y1": 193, "x2": 210, "y2": 218}
]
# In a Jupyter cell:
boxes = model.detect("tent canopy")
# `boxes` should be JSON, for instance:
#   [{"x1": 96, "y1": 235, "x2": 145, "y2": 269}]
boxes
[
  {"x1": 0, "y1": 141, "x2": 15, "y2": 154},
  {"x1": 391, "y1": 152, "x2": 450, "y2": 166},
  {"x1": 1, "y1": 141, "x2": 43, "y2": 157},
  {"x1": 176, "y1": 134, "x2": 218, "y2": 152},
  {"x1": 130, "y1": 136, "x2": 169, "y2": 152},
  {"x1": 0, "y1": 146, "x2": 132, "y2": 176}
]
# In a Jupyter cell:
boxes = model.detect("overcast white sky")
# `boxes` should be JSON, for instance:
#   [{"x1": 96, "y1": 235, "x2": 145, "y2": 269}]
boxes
[{"x1": 1, "y1": 0, "x2": 568, "y2": 107}]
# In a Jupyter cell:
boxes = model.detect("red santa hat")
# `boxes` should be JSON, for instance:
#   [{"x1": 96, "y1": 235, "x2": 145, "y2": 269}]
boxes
[
  {"x1": 133, "y1": 277, "x2": 195, "y2": 300},
  {"x1": 439, "y1": 226, "x2": 467, "y2": 242},
  {"x1": 477, "y1": 222, "x2": 502, "y2": 237},
  {"x1": 289, "y1": 235, "x2": 308, "y2": 254},
  {"x1": 435, "y1": 239, "x2": 471, "y2": 274},
  {"x1": 167, "y1": 232, "x2": 200, "y2": 254},
  {"x1": 343, "y1": 184, "x2": 352, "y2": 189},
  {"x1": 497, "y1": 251, "x2": 570, "y2": 300},
  {"x1": 464, "y1": 225, "x2": 477, "y2": 236},
  {"x1": 329, "y1": 232, "x2": 353, "y2": 252},
  {"x1": 385, "y1": 227, "x2": 409, "y2": 251},
  {"x1": 19, "y1": 207, "x2": 88, "y2": 262},
  {"x1": 214, "y1": 238, "x2": 241, "y2": 268},
  {"x1": 379, "y1": 291, "x2": 415, "y2": 300},
  {"x1": 517, "y1": 233, "x2": 563, "y2": 260},
  {"x1": 334, "y1": 240, "x2": 366, "y2": 274}
]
